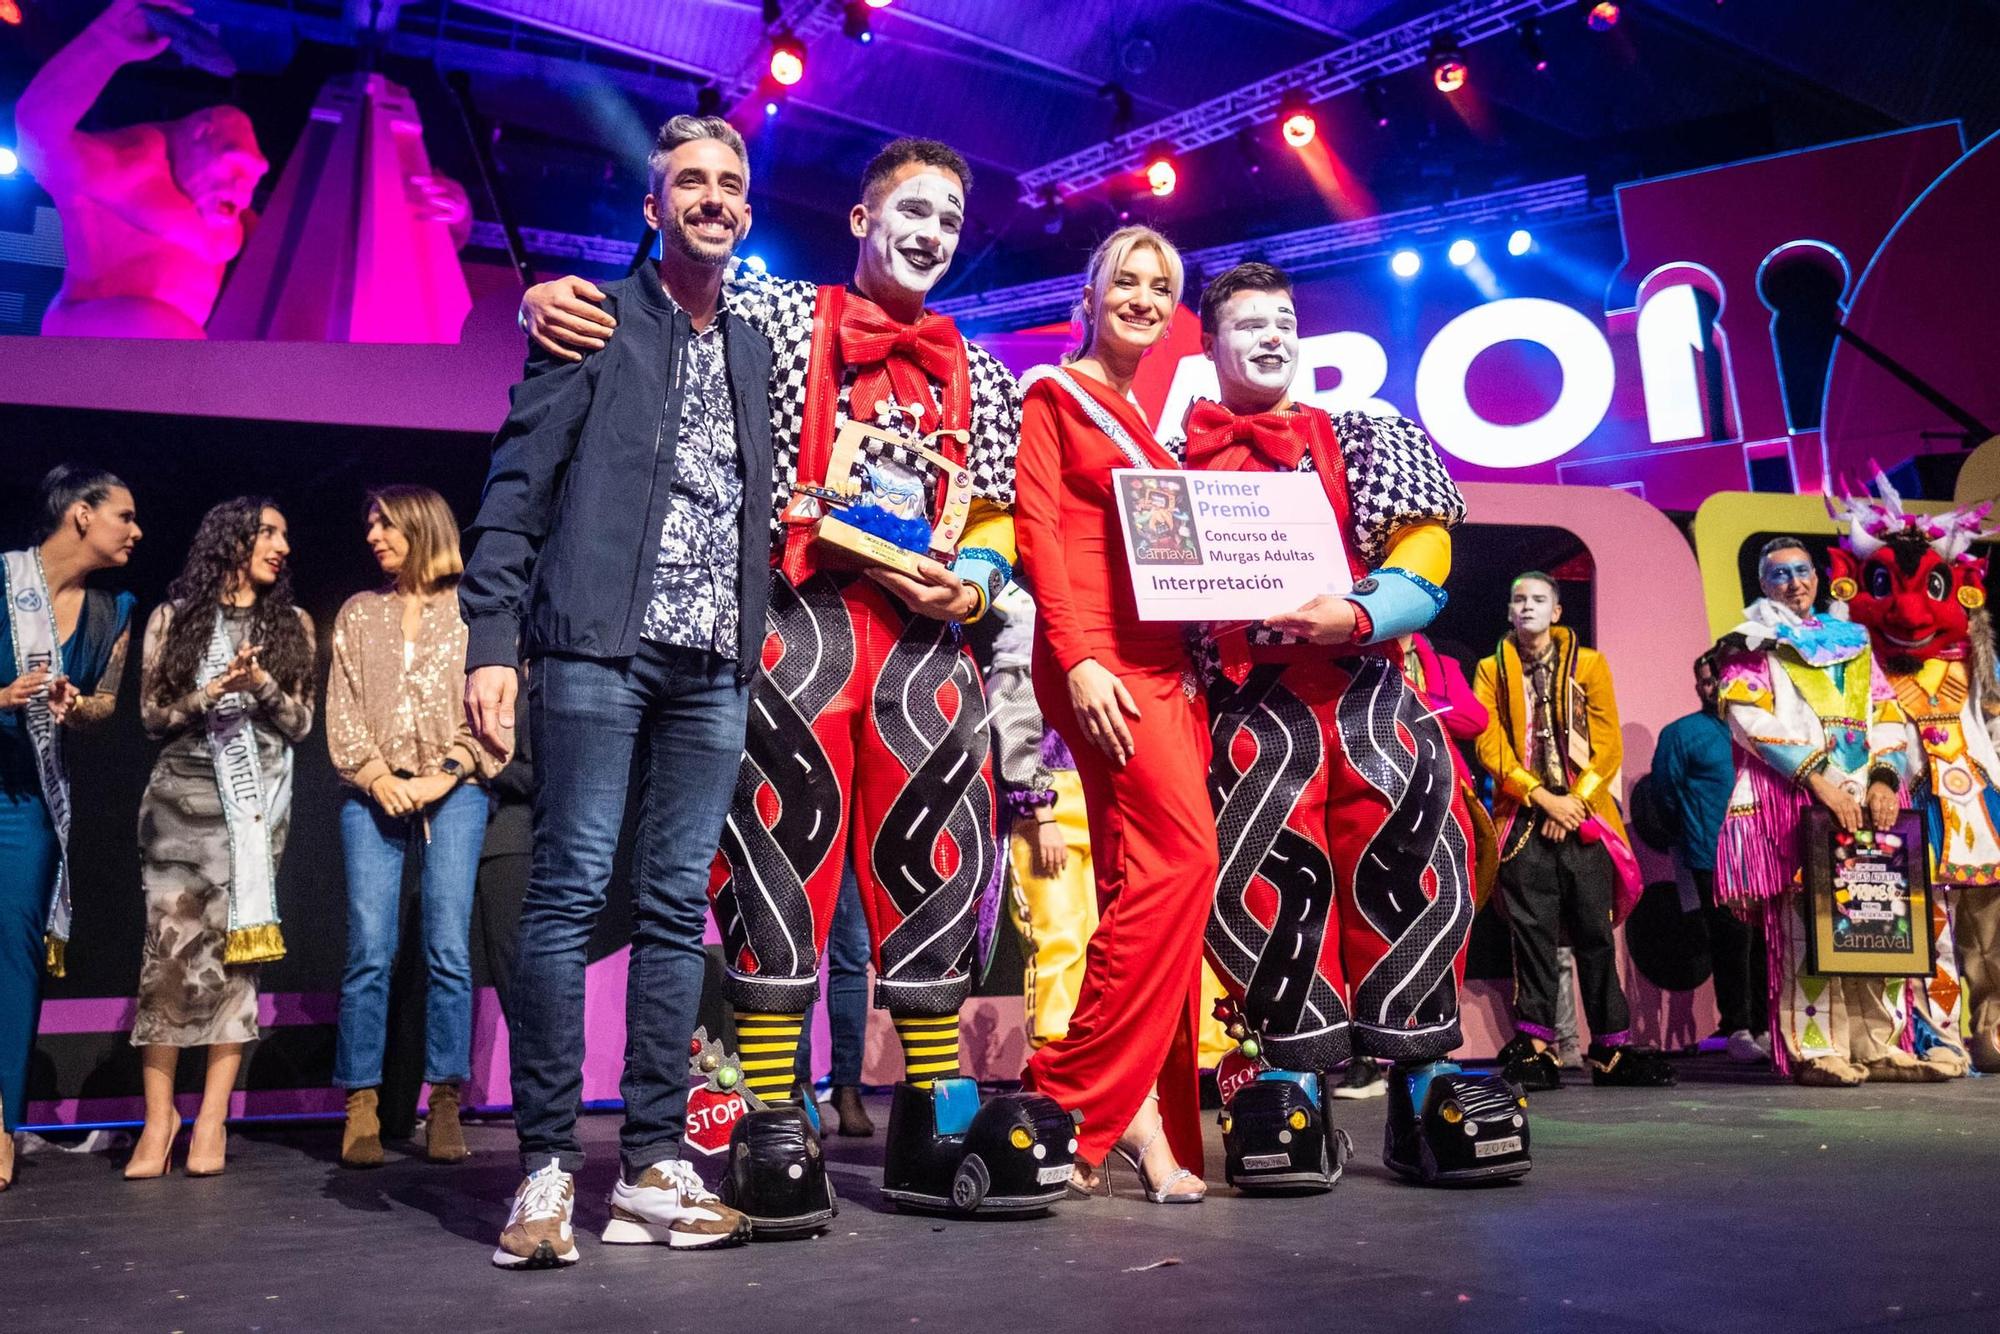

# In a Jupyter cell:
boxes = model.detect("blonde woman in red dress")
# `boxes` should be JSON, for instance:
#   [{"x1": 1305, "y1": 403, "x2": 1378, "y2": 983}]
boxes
[{"x1": 1014, "y1": 225, "x2": 1212, "y2": 1202}]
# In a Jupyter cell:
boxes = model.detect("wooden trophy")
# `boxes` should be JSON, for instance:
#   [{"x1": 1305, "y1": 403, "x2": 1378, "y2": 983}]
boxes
[{"x1": 787, "y1": 417, "x2": 974, "y2": 576}]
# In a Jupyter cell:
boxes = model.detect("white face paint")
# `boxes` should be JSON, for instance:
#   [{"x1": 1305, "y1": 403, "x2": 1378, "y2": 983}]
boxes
[
  {"x1": 1209, "y1": 290, "x2": 1298, "y2": 413},
  {"x1": 1508, "y1": 578, "x2": 1559, "y2": 637},
  {"x1": 855, "y1": 168, "x2": 964, "y2": 300}
]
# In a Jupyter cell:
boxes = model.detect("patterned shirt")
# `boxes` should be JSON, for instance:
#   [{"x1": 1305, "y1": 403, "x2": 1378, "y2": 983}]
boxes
[
  {"x1": 1525, "y1": 644, "x2": 1569, "y2": 792},
  {"x1": 643, "y1": 308, "x2": 744, "y2": 656}
]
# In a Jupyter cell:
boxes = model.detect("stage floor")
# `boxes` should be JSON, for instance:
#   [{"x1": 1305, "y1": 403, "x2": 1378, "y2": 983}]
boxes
[{"x1": 4, "y1": 1058, "x2": 1995, "y2": 1333}]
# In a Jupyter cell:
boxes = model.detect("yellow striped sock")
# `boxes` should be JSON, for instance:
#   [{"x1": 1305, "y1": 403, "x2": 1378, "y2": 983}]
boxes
[
  {"x1": 893, "y1": 1014, "x2": 961, "y2": 1088},
  {"x1": 735, "y1": 1011, "x2": 805, "y2": 1105}
]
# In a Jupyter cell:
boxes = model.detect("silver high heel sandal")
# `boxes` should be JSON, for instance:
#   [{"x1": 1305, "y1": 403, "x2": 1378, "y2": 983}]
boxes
[{"x1": 1110, "y1": 1095, "x2": 1205, "y2": 1204}]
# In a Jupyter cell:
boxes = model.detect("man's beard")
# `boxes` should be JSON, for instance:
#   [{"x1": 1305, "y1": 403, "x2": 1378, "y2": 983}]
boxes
[{"x1": 665, "y1": 215, "x2": 735, "y2": 267}]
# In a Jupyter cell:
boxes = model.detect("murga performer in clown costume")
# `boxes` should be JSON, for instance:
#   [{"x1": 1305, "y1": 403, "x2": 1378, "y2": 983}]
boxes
[
  {"x1": 1180, "y1": 262, "x2": 1528, "y2": 1188},
  {"x1": 522, "y1": 138, "x2": 1078, "y2": 1228},
  {"x1": 1827, "y1": 478, "x2": 2000, "y2": 1076}
]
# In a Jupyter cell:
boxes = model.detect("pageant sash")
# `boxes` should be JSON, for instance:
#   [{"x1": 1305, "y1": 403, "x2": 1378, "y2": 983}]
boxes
[
  {"x1": 3, "y1": 549, "x2": 73, "y2": 976},
  {"x1": 1020, "y1": 366, "x2": 1156, "y2": 469},
  {"x1": 199, "y1": 611, "x2": 289, "y2": 964}
]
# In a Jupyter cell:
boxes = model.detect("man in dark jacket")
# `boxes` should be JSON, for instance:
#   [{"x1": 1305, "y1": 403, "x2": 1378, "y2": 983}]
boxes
[{"x1": 461, "y1": 115, "x2": 769, "y2": 1269}]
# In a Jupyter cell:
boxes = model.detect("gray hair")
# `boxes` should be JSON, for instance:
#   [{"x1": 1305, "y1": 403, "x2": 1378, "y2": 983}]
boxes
[{"x1": 648, "y1": 115, "x2": 750, "y2": 199}]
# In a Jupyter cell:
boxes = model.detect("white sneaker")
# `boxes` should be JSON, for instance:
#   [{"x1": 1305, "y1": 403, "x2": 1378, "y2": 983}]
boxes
[
  {"x1": 493, "y1": 1163, "x2": 580, "y2": 1269},
  {"x1": 602, "y1": 1158, "x2": 751, "y2": 1250},
  {"x1": 1726, "y1": 1029, "x2": 1768, "y2": 1065}
]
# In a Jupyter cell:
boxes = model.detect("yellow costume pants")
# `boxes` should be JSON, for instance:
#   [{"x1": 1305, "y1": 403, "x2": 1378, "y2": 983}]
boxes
[{"x1": 1008, "y1": 770, "x2": 1233, "y2": 1061}]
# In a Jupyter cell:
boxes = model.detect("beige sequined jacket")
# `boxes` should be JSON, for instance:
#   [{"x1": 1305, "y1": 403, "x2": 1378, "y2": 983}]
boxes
[{"x1": 325, "y1": 587, "x2": 506, "y2": 791}]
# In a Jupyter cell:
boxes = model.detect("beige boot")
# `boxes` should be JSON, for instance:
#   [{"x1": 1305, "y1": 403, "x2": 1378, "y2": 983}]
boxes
[
  {"x1": 1864, "y1": 1048, "x2": 1949, "y2": 1083},
  {"x1": 341, "y1": 1087, "x2": 384, "y2": 1168},
  {"x1": 1793, "y1": 1055, "x2": 1866, "y2": 1087},
  {"x1": 425, "y1": 1082, "x2": 471, "y2": 1164}
]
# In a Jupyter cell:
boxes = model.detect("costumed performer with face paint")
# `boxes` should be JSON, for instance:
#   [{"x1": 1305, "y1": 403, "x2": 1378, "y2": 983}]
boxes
[
  {"x1": 1827, "y1": 481, "x2": 1999, "y2": 1077},
  {"x1": 1475, "y1": 573, "x2": 1677, "y2": 1092},
  {"x1": 1174, "y1": 262, "x2": 1525, "y2": 1188},
  {"x1": 518, "y1": 139, "x2": 1066, "y2": 1225},
  {"x1": 1714, "y1": 533, "x2": 1920, "y2": 1086}
]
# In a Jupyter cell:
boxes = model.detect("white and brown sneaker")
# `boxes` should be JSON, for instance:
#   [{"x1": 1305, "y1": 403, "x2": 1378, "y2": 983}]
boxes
[
  {"x1": 493, "y1": 1163, "x2": 580, "y2": 1269},
  {"x1": 601, "y1": 1158, "x2": 751, "y2": 1250}
]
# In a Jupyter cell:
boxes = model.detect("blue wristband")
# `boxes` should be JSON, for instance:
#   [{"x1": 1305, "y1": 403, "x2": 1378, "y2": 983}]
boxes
[
  {"x1": 1347, "y1": 567, "x2": 1448, "y2": 644},
  {"x1": 952, "y1": 547, "x2": 1012, "y2": 621}
]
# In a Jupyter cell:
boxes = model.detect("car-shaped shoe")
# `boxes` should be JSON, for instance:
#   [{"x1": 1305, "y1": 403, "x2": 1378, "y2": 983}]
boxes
[
  {"x1": 1220, "y1": 1070, "x2": 1351, "y2": 1193},
  {"x1": 719, "y1": 1103, "x2": 838, "y2": 1237},
  {"x1": 1384, "y1": 1062, "x2": 1531, "y2": 1186},
  {"x1": 881, "y1": 1078, "x2": 1076, "y2": 1216}
]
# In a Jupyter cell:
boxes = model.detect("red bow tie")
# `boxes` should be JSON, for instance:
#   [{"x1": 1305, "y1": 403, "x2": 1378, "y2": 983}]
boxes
[
  {"x1": 1183, "y1": 399, "x2": 1307, "y2": 471},
  {"x1": 837, "y1": 294, "x2": 962, "y2": 431}
]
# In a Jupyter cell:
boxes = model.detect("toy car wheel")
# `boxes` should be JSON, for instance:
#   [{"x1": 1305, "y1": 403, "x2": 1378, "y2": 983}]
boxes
[{"x1": 950, "y1": 1155, "x2": 990, "y2": 1212}]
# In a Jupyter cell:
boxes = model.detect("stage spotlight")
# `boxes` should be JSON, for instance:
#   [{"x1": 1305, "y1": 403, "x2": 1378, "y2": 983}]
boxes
[
  {"x1": 1144, "y1": 145, "x2": 1177, "y2": 198},
  {"x1": 745, "y1": 254, "x2": 768, "y2": 274},
  {"x1": 1390, "y1": 248, "x2": 1422, "y2": 279},
  {"x1": 1279, "y1": 91, "x2": 1317, "y2": 149},
  {"x1": 0, "y1": 146, "x2": 16, "y2": 177},
  {"x1": 1430, "y1": 35, "x2": 1468, "y2": 93},
  {"x1": 865, "y1": 0, "x2": 892, "y2": 7},
  {"x1": 1517, "y1": 20, "x2": 1549, "y2": 72},
  {"x1": 764, "y1": 99, "x2": 781, "y2": 117},
  {"x1": 0, "y1": 0, "x2": 20, "y2": 26},
  {"x1": 1364, "y1": 80, "x2": 1389, "y2": 128},
  {"x1": 842, "y1": 2, "x2": 873, "y2": 42},
  {"x1": 768, "y1": 34, "x2": 806, "y2": 86},
  {"x1": 1447, "y1": 238, "x2": 1477, "y2": 267},
  {"x1": 1507, "y1": 228, "x2": 1533, "y2": 256},
  {"x1": 1587, "y1": 2, "x2": 1621, "y2": 30}
]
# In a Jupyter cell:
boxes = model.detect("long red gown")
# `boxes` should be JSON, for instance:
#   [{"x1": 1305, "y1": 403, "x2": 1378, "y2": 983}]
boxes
[{"x1": 1014, "y1": 367, "x2": 1216, "y2": 1173}]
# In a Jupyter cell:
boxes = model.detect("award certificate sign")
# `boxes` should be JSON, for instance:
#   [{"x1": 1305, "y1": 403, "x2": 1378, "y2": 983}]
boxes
[
  {"x1": 1112, "y1": 468, "x2": 1352, "y2": 621},
  {"x1": 1800, "y1": 807, "x2": 1936, "y2": 977}
]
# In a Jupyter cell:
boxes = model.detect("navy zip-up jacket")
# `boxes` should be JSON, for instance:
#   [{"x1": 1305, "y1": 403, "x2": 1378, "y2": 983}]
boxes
[{"x1": 460, "y1": 269, "x2": 774, "y2": 682}]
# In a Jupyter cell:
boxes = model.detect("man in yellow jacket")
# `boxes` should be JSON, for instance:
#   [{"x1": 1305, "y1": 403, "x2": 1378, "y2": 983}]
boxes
[{"x1": 1474, "y1": 572, "x2": 1674, "y2": 1090}]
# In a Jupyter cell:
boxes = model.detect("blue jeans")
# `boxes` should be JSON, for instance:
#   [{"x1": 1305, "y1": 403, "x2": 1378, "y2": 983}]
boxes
[
  {"x1": 512, "y1": 643, "x2": 748, "y2": 1178},
  {"x1": 797, "y1": 866, "x2": 871, "y2": 1089},
  {"x1": 0, "y1": 791, "x2": 57, "y2": 1133},
  {"x1": 334, "y1": 782, "x2": 487, "y2": 1088}
]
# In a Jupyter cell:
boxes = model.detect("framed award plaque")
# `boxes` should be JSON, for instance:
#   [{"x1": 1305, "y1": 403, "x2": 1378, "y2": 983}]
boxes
[
  {"x1": 1799, "y1": 806, "x2": 1936, "y2": 978},
  {"x1": 786, "y1": 419, "x2": 973, "y2": 577}
]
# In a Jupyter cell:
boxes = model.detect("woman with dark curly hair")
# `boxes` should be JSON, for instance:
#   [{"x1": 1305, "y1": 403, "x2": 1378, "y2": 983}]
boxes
[{"x1": 126, "y1": 498, "x2": 315, "y2": 1179}]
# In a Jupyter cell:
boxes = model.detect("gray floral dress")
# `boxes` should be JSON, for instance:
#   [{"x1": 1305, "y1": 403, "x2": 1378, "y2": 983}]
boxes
[{"x1": 130, "y1": 603, "x2": 315, "y2": 1048}]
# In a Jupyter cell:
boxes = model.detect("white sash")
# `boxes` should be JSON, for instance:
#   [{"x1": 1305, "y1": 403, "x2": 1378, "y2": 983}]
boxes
[
  {"x1": 1021, "y1": 365, "x2": 1154, "y2": 469},
  {"x1": 198, "y1": 611, "x2": 289, "y2": 963},
  {"x1": 3, "y1": 549, "x2": 72, "y2": 974}
]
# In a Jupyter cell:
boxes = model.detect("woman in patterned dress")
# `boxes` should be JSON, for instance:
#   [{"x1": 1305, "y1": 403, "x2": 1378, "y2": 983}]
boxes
[{"x1": 126, "y1": 498, "x2": 315, "y2": 1178}]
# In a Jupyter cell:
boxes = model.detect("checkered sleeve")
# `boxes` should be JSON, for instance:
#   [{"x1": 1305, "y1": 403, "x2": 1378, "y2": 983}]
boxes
[
  {"x1": 965, "y1": 342, "x2": 1021, "y2": 507},
  {"x1": 727, "y1": 266, "x2": 820, "y2": 543},
  {"x1": 1335, "y1": 411, "x2": 1466, "y2": 568}
]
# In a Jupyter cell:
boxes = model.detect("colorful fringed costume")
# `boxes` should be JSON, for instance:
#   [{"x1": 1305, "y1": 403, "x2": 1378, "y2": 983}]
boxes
[
  {"x1": 1714, "y1": 612, "x2": 1914, "y2": 1081},
  {"x1": 1826, "y1": 478, "x2": 2000, "y2": 1074}
]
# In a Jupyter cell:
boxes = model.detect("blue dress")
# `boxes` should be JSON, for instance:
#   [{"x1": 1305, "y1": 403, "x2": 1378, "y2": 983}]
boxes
[{"x1": 0, "y1": 582, "x2": 135, "y2": 1132}]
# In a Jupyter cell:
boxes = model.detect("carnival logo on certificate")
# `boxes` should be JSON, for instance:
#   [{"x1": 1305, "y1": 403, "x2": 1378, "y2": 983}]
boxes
[{"x1": 1117, "y1": 473, "x2": 1203, "y2": 566}]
